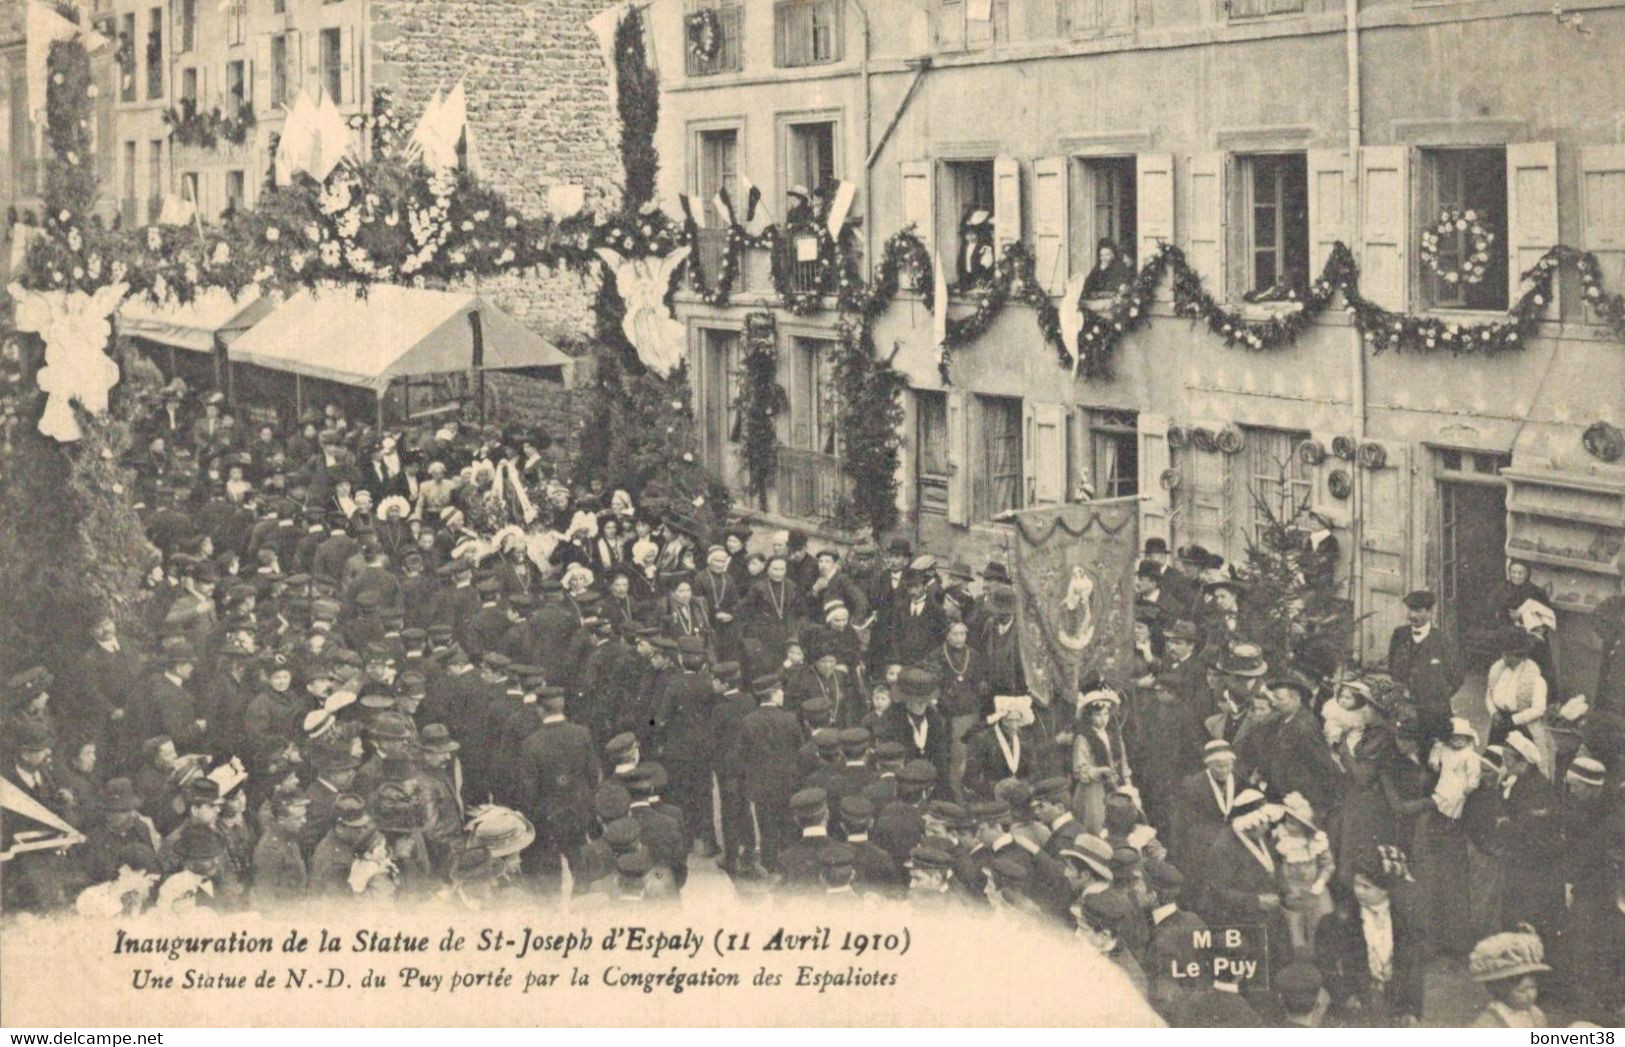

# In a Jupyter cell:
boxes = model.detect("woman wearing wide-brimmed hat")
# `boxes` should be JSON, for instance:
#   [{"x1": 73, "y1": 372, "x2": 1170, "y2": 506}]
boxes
[{"x1": 1467, "y1": 929, "x2": 1551, "y2": 1027}]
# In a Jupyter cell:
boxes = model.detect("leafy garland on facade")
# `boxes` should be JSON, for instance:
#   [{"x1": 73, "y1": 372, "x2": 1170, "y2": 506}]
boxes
[
  {"x1": 19, "y1": 34, "x2": 1625, "y2": 544},
  {"x1": 733, "y1": 312, "x2": 787, "y2": 506},
  {"x1": 163, "y1": 97, "x2": 257, "y2": 149}
]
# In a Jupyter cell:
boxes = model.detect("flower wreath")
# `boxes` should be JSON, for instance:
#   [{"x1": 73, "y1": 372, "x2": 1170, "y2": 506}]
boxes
[
  {"x1": 1420, "y1": 207, "x2": 1495, "y2": 287},
  {"x1": 686, "y1": 9, "x2": 723, "y2": 64}
]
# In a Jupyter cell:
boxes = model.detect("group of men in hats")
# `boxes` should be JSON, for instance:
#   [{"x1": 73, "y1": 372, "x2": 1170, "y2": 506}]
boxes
[{"x1": 4, "y1": 381, "x2": 1625, "y2": 1029}]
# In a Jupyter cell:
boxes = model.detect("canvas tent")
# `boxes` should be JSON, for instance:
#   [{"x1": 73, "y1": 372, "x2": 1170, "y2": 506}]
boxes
[
  {"x1": 225, "y1": 285, "x2": 572, "y2": 424},
  {"x1": 118, "y1": 288, "x2": 271, "y2": 390}
]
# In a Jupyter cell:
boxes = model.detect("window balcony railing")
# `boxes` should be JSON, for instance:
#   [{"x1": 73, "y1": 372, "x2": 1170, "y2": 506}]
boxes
[{"x1": 775, "y1": 445, "x2": 849, "y2": 526}]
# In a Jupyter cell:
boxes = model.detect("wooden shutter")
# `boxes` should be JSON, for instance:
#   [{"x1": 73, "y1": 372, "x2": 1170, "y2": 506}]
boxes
[
  {"x1": 1357, "y1": 439, "x2": 1410, "y2": 659},
  {"x1": 1137, "y1": 411, "x2": 1171, "y2": 547},
  {"x1": 1137, "y1": 152, "x2": 1174, "y2": 296},
  {"x1": 253, "y1": 35, "x2": 271, "y2": 112},
  {"x1": 1580, "y1": 145, "x2": 1625, "y2": 325},
  {"x1": 1025, "y1": 402, "x2": 1066, "y2": 506},
  {"x1": 1358, "y1": 145, "x2": 1410, "y2": 310},
  {"x1": 244, "y1": 59, "x2": 254, "y2": 107},
  {"x1": 946, "y1": 389, "x2": 970, "y2": 525},
  {"x1": 1031, "y1": 156, "x2": 1068, "y2": 294},
  {"x1": 900, "y1": 160, "x2": 935, "y2": 263},
  {"x1": 1507, "y1": 141, "x2": 1558, "y2": 316},
  {"x1": 1307, "y1": 148, "x2": 1350, "y2": 278},
  {"x1": 286, "y1": 29, "x2": 305, "y2": 89},
  {"x1": 994, "y1": 155, "x2": 1022, "y2": 256},
  {"x1": 1185, "y1": 152, "x2": 1227, "y2": 295},
  {"x1": 340, "y1": 26, "x2": 356, "y2": 106}
]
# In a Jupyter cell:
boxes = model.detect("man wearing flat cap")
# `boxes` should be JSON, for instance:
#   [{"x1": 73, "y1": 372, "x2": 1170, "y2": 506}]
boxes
[
  {"x1": 516, "y1": 684, "x2": 601, "y2": 886},
  {"x1": 777, "y1": 787, "x2": 834, "y2": 890},
  {"x1": 1387, "y1": 589, "x2": 1463, "y2": 745}
]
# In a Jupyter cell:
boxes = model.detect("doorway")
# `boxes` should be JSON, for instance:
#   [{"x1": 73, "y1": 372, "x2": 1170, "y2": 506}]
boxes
[{"x1": 1439, "y1": 476, "x2": 1508, "y2": 666}]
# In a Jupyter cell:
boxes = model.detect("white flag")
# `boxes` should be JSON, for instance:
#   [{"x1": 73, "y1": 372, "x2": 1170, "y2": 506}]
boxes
[
  {"x1": 825, "y1": 180, "x2": 857, "y2": 241},
  {"x1": 274, "y1": 89, "x2": 317, "y2": 186},
  {"x1": 412, "y1": 82, "x2": 466, "y2": 172},
  {"x1": 156, "y1": 194, "x2": 196, "y2": 226},
  {"x1": 307, "y1": 86, "x2": 353, "y2": 183},
  {"x1": 587, "y1": 1, "x2": 630, "y2": 100}
]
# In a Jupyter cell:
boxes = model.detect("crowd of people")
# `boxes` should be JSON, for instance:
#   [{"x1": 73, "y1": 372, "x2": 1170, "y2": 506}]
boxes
[{"x1": 2, "y1": 379, "x2": 1623, "y2": 1030}]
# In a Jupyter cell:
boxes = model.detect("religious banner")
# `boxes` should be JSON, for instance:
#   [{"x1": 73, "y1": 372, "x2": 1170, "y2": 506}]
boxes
[{"x1": 1010, "y1": 497, "x2": 1139, "y2": 702}]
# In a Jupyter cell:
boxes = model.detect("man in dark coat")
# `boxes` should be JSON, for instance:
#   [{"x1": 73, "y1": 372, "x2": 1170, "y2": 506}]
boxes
[
  {"x1": 1386, "y1": 589, "x2": 1463, "y2": 745},
  {"x1": 516, "y1": 687, "x2": 602, "y2": 882},
  {"x1": 737, "y1": 674, "x2": 805, "y2": 871},
  {"x1": 891, "y1": 568, "x2": 947, "y2": 668},
  {"x1": 1127, "y1": 680, "x2": 1209, "y2": 839},
  {"x1": 1259, "y1": 674, "x2": 1342, "y2": 816},
  {"x1": 658, "y1": 641, "x2": 718, "y2": 853},
  {"x1": 69, "y1": 616, "x2": 147, "y2": 767},
  {"x1": 978, "y1": 587, "x2": 1026, "y2": 695}
]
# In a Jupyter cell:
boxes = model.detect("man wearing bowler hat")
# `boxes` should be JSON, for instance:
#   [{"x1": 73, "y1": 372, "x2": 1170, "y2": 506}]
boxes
[{"x1": 880, "y1": 668, "x2": 951, "y2": 786}]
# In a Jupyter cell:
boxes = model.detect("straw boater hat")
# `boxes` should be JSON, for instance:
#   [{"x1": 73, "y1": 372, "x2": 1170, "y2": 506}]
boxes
[{"x1": 1468, "y1": 931, "x2": 1551, "y2": 983}]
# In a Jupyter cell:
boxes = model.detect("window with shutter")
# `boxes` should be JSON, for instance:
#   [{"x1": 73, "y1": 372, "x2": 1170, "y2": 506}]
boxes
[
  {"x1": 686, "y1": 1, "x2": 744, "y2": 76},
  {"x1": 900, "y1": 160, "x2": 935, "y2": 284},
  {"x1": 976, "y1": 396, "x2": 1024, "y2": 521},
  {"x1": 1243, "y1": 425, "x2": 1314, "y2": 535},
  {"x1": 1089, "y1": 409, "x2": 1140, "y2": 498},
  {"x1": 938, "y1": 0, "x2": 1010, "y2": 50},
  {"x1": 917, "y1": 391, "x2": 951, "y2": 518},
  {"x1": 1418, "y1": 147, "x2": 1508, "y2": 311},
  {"x1": 1306, "y1": 149, "x2": 1349, "y2": 276},
  {"x1": 1136, "y1": 153, "x2": 1175, "y2": 285},
  {"x1": 1358, "y1": 145, "x2": 1410, "y2": 311},
  {"x1": 1185, "y1": 153, "x2": 1227, "y2": 295},
  {"x1": 1062, "y1": 0, "x2": 1133, "y2": 35},
  {"x1": 775, "y1": 0, "x2": 841, "y2": 66},
  {"x1": 941, "y1": 159, "x2": 996, "y2": 290},
  {"x1": 319, "y1": 28, "x2": 343, "y2": 106},
  {"x1": 1032, "y1": 157, "x2": 1069, "y2": 294},
  {"x1": 270, "y1": 34, "x2": 289, "y2": 105},
  {"x1": 1581, "y1": 146, "x2": 1625, "y2": 325},
  {"x1": 1069, "y1": 156, "x2": 1139, "y2": 284},
  {"x1": 1506, "y1": 142, "x2": 1557, "y2": 314},
  {"x1": 1236, "y1": 153, "x2": 1309, "y2": 294}
]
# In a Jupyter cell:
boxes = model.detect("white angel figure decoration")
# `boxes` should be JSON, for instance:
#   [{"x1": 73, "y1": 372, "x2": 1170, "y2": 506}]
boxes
[
  {"x1": 595, "y1": 244, "x2": 692, "y2": 377},
  {"x1": 9, "y1": 281, "x2": 129, "y2": 441}
]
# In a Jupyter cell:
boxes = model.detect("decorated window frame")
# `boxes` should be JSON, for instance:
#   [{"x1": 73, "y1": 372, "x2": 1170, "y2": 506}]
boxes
[
  {"x1": 1418, "y1": 145, "x2": 1510, "y2": 313},
  {"x1": 684, "y1": 0, "x2": 744, "y2": 77}
]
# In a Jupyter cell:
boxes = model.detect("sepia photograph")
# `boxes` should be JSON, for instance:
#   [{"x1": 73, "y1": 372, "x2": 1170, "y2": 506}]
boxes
[{"x1": 0, "y1": 0, "x2": 1622, "y2": 1031}]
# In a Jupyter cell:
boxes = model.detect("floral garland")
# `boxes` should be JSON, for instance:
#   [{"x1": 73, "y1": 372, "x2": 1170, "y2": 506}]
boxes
[
  {"x1": 685, "y1": 8, "x2": 723, "y2": 64},
  {"x1": 1420, "y1": 207, "x2": 1495, "y2": 287},
  {"x1": 733, "y1": 312, "x2": 787, "y2": 505}
]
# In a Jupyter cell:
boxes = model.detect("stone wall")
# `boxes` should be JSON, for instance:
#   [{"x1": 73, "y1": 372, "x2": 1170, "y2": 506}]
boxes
[
  {"x1": 370, "y1": 0, "x2": 622, "y2": 343},
  {"x1": 484, "y1": 370, "x2": 587, "y2": 458}
]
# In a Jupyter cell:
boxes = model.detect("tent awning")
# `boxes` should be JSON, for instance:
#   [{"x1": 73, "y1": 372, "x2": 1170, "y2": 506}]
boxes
[
  {"x1": 226, "y1": 285, "x2": 572, "y2": 392},
  {"x1": 118, "y1": 288, "x2": 268, "y2": 352}
]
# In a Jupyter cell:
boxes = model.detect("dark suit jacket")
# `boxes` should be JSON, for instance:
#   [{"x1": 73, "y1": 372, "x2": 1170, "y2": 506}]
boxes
[
  {"x1": 1386, "y1": 625, "x2": 1463, "y2": 713},
  {"x1": 1260, "y1": 708, "x2": 1341, "y2": 815},
  {"x1": 517, "y1": 717, "x2": 601, "y2": 841},
  {"x1": 738, "y1": 703, "x2": 805, "y2": 802}
]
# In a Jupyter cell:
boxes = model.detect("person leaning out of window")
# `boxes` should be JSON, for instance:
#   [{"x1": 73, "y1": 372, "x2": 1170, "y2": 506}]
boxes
[{"x1": 1082, "y1": 238, "x2": 1132, "y2": 298}]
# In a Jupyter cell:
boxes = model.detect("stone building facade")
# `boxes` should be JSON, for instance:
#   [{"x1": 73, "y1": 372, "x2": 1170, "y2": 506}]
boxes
[{"x1": 656, "y1": 0, "x2": 1625, "y2": 683}]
